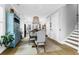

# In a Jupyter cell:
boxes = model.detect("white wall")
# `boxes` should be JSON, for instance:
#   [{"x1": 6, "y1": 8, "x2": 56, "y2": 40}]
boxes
[
  {"x1": 78, "y1": 4, "x2": 79, "y2": 23},
  {"x1": 59, "y1": 5, "x2": 77, "y2": 41},
  {"x1": 46, "y1": 17, "x2": 51, "y2": 37},
  {"x1": 47, "y1": 4, "x2": 77, "y2": 43},
  {"x1": 0, "y1": 5, "x2": 6, "y2": 41}
]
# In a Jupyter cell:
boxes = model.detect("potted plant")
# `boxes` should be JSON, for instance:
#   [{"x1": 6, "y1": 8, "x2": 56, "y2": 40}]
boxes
[
  {"x1": 0, "y1": 40, "x2": 2, "y2": 46},
  {"x1": 1, "y1": 32, "x2": 14, "y2": 47}
]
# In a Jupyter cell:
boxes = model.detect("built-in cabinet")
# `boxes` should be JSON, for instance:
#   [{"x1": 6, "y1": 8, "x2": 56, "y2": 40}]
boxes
[
  {"x1": 6, "y1": 12, "x2": 21, "y2": 47},
  {"x1": 47, "y1": 12, "x2": 62, "y2": 43}
]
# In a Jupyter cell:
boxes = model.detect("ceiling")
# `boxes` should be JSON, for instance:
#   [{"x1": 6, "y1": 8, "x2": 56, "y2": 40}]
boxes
[{"x1": 12, "y1": 4, "x2": 65, "y2": 17}]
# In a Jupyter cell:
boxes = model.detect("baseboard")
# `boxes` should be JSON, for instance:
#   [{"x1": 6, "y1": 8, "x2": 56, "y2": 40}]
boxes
[
  {"x1": 78, "y1": 50, "x2": 79, "y2": 53},
  {"x1": 48, "y1": 37, "x2": 65, "y2": 45}
]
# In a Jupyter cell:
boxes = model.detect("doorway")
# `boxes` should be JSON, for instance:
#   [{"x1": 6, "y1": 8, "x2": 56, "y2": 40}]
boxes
[{"x1": 24, "y1": 24, "x2": 26, "y2": 37}]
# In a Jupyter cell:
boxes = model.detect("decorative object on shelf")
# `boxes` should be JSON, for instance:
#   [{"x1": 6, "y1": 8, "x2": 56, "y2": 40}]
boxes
[{"x1": 1, "y1": 32, "x2": 14, "y2": 47}]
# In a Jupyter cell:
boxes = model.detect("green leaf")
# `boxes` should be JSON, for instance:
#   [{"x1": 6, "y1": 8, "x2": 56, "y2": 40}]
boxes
[{"x1": 1, "y1": 32, "x2": 14, "y2": 47}]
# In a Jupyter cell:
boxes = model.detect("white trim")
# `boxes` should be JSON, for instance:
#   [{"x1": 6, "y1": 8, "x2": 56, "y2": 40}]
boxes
[
  {"x1": 73, "y1": 31, "x2": 79, "y2": 34},
  {"x1": 63, "y1": 41, "x2": 78, "y2": 50},
  {"x1": 66, "y1": 39, "x2": 78, "y2": 45},
  {"x1": 49, "y1": 37, "x2": 65, "y2": 44},
  {"x1": 68, "y1": 37, "x2": 79, "y2": 41},
  {"x1": 70, "y1": 34, "x2": 79, "y2": 37}
]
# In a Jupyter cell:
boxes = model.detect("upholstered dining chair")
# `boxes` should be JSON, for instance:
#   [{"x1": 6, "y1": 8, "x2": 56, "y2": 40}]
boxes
[
  {"x1": 29, "y1": 31, "x2": 37, "y2": 43},
  {"x1": 35, "y1": 29, "x2": 46, "y2": 53}
]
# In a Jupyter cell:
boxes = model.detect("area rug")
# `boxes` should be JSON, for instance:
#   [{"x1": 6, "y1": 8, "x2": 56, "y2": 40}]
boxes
[
  {"x1": 14, "y1": 44, "x2": 37, "y2": 55},
  {"x1": 14, "y1": 37, "x2": 37, "y2": 55}
]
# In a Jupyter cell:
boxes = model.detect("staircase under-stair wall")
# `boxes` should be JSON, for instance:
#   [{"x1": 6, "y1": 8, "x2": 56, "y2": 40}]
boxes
[{"x1": 64, "y1": 22, "x2": 79, "y2": 51}]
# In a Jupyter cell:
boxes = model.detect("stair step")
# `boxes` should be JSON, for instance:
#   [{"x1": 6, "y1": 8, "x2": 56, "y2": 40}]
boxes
[
  {"x1": 64, "y1": 41, "x2": 78, "y2": 50},
  {"x1": 74, "y1": 30, "x2": 79, "y2": 32},
  {"x1": 66, "y1": 39, "x2": 78, "y2": 45},
  {"x1": 71, "y1": 34, "x2": 79, "y2": 37},
  {"x1": 73, "y1": 31, "x2": 79, "y2": 34},
  {"x1": 68, "y1": 36, "x2": 79, "y2": 41},
  {"x1": 68, "y1": 38, "x2": 79, "y2": 42},
  {"x1": 72, "y1": 32, "x2": 79, "y2": 35},
  {"x1": 70, "y1": 36, "x2": 79, "y2": 38},
  {"x1": 65, "y1": 41, "x2": 78, "y2": 47}
]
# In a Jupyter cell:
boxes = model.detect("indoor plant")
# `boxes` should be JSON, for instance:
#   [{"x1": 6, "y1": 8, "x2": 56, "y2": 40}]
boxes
[{"x1": 1, "y1": 32, "x2": 14, "y2": 47}]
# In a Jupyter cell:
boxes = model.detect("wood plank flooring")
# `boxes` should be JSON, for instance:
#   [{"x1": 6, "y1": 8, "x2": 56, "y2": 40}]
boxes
[
  {"x1": 1, "y1": 37, "x2": 78, "y2": 55},
  {"x1": 39, "y1": 38, "x2": 78, "y2": 55}
]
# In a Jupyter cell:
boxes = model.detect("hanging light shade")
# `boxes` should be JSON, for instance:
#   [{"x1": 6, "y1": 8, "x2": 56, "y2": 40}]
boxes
[{"x1": 33, "y1": 16, "x2": 39, "y2": 24}]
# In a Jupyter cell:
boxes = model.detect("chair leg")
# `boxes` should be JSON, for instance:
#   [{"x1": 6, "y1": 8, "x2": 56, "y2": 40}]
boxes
[
  {"x1": 29, "y1": 39, "x2": 30, "y2": 44},
  {"x1": 37, "y1": 45, "x2": 39, "y2": 54},
  {"x1": 44, "y1": 45, "x2": 46, "y2": 53}
]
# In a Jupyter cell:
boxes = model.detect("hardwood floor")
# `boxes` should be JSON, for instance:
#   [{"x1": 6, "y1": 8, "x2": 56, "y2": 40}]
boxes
[
  {"x1": 1, "y1": 37, "x2": 78, "y2": 55},
  {"x1": 39, "y1": 38, "x2": 78, "y2": 55}
]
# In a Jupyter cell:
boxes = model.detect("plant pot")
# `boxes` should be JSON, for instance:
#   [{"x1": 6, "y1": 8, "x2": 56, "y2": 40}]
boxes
[{"x1": 4, "y1": 42, "x2": 11, "y2": 47}]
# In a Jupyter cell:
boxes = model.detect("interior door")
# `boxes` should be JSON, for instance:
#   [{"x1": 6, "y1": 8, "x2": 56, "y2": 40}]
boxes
[{"x1": 24, "y1": 24, "x2": 26, "y2": 37}]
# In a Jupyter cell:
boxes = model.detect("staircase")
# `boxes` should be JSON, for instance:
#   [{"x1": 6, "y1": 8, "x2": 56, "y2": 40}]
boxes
[{"x1": 64, "y1": 23, "x2": 79, "y2": 50}]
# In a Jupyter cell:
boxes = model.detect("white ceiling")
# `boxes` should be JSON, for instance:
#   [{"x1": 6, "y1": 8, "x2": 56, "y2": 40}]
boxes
[{"x1": 12, "y1": 4, "x2": 65, "y2": 17}]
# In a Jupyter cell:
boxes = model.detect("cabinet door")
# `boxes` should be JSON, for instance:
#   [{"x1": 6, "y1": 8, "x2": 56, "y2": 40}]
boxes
[
  {"x1": 51, "y1": 12, "x2": 61, "y2": 42},
  {"x1": 7, "y1": 13, "x2": 14, "y2": 34},
  {"x1": 46, "y1": 17, "x2": 51, "y2": 37}
]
